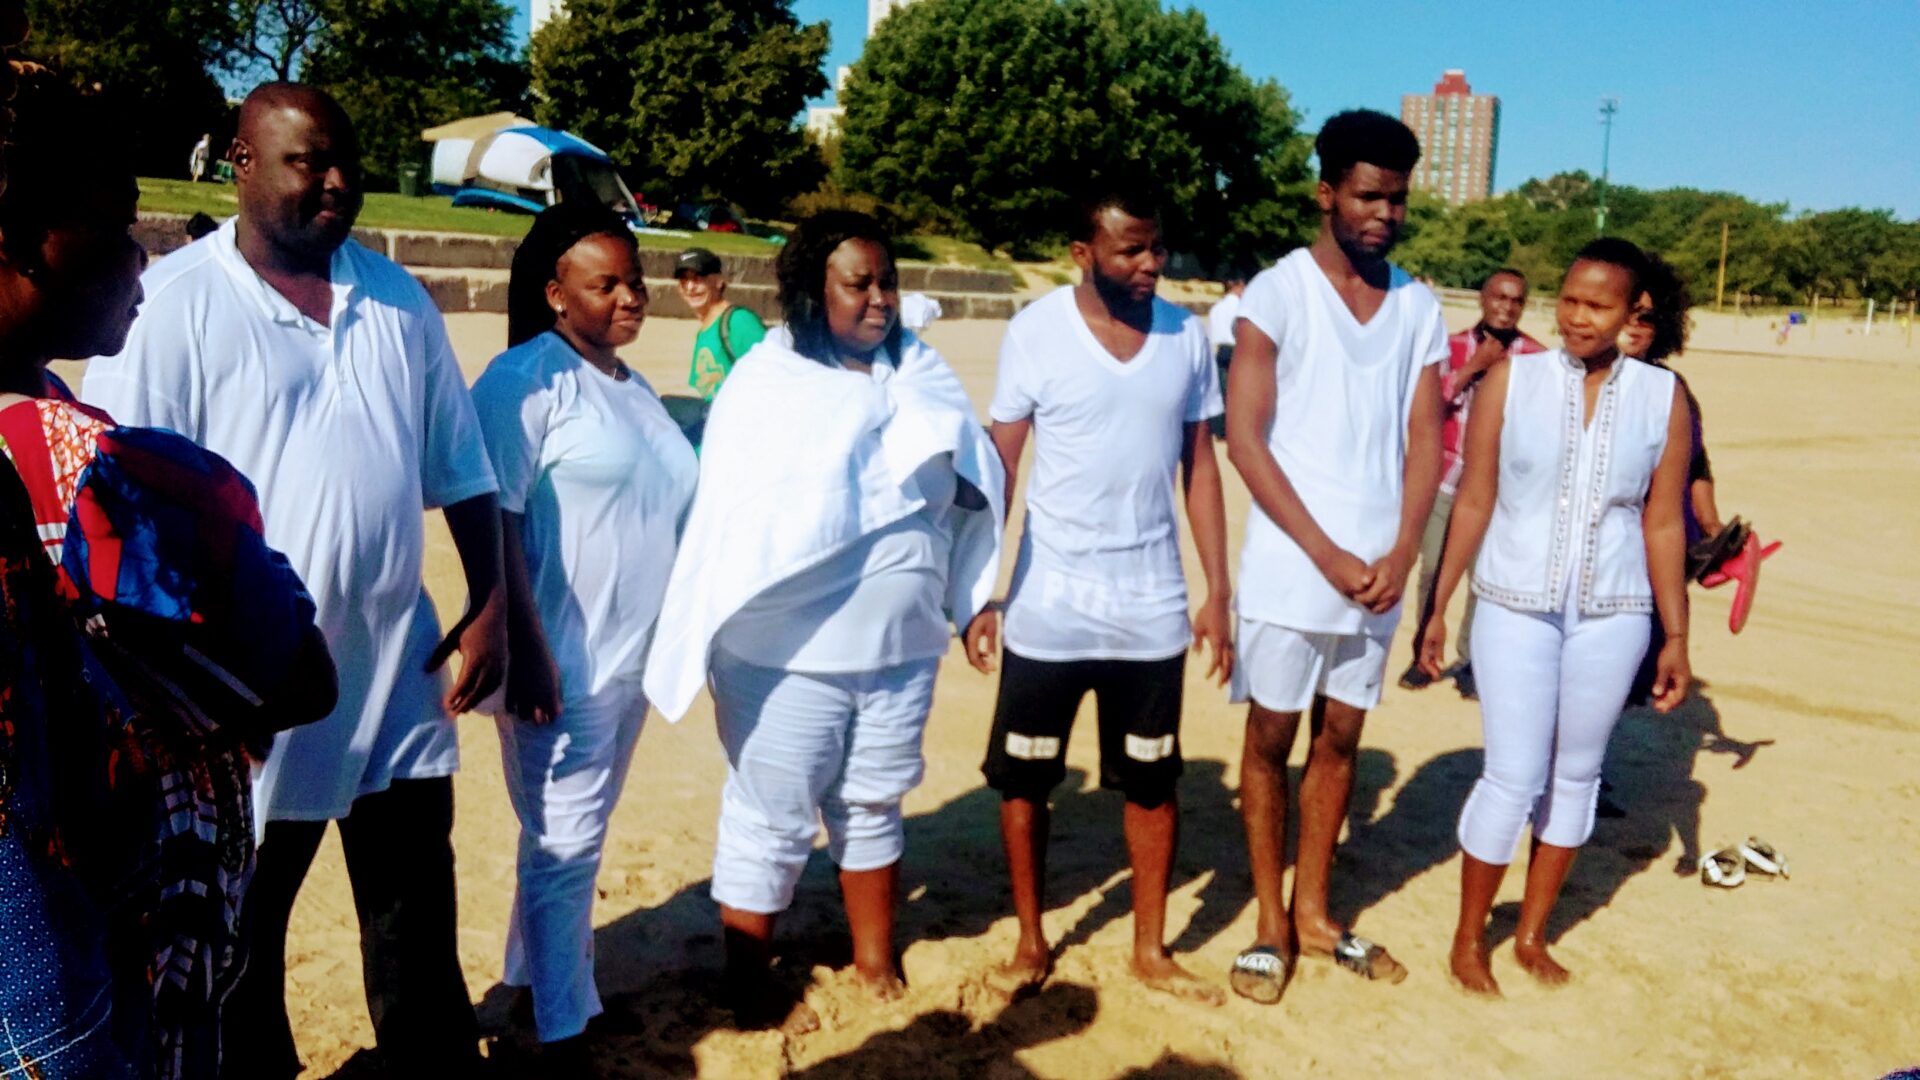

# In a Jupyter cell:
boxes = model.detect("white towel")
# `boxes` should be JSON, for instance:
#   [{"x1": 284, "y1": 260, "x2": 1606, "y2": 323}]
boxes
[{"x1": 643, "y1": 332, "x2": 1005, "y2": 721}]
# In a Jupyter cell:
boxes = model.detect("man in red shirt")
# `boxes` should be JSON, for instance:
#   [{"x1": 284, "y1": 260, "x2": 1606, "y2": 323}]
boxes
[{"x1": 1398, "y1": 268, "x2": 1545, "y2": 697}]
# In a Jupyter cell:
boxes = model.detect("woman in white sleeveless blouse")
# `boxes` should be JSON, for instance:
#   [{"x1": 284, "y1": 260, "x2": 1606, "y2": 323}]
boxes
[{"x1": 1419, "y1": 238, "x2": 1693, "y2": 996}]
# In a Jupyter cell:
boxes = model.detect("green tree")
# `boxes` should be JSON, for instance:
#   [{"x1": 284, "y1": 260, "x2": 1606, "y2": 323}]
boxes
[
  {"x1": 298, "y1": 0, "x2": 525, "y2": 191},
  {"x1": 20, "y1": 0, "x2": 231, "y2": 177},
  {"x1": 528, "y1": 0, "x2": 829, "y2": 216},
  {"x1": 836, "y1": 0, "x2": 1312, "y2": 265},
  {"x1": 1396, "y1": 192, "x2": 1516, "y2": 289}
]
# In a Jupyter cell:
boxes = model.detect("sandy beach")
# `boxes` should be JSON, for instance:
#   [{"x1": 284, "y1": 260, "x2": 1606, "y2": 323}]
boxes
[{"x1": 71, "y1": 296, "x2": 1919, "y2": 1078}]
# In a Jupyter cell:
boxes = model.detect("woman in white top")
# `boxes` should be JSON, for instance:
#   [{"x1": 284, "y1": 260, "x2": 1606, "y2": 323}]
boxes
[
  {"x1": 1419, "y1": 238, "x2": 1692, "y2": 996},
  {"x1": 469, "y1": 205, "x2": 699, "y2": 1050},
  {"x1": 643, "y1": 211, "x2": 1003, "y2": 1032}
]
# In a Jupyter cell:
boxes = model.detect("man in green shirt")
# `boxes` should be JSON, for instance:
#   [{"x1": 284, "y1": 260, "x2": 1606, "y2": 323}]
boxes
[{"x1": 677, "y1": 247, "x2": 768, "y2": 399}]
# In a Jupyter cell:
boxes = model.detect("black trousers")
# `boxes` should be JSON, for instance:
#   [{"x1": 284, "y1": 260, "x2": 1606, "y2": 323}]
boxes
[{"x1": 221, "y1": 777, "x2": 480, "y2": 1078}]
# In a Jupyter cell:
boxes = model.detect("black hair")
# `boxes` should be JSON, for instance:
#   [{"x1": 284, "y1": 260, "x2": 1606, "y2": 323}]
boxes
[
  {"x1": 1568, "y1": 236, "x2": 1652, "y2": 308},
  {"x1": 0, "y1": 64, "x2": 136, "y2": 267},
  {"x1": 507, "y1": 201, "x2": 638, "y2": 347},
  {"x1": 1632, "y1": 251, "x2": 1693, "y2": 363},
  {"x1": 775, "y1": 209, "x2": 902, "y2": 366},
  {"x1": 1481, "y1": 267, "x2": 1528, "y2": 290},
  {"x1": 1073, "y1": 188, "x2": 1161, "y2": 245},
  {"x1": 1316, "y1": 110, "x2": 1421, "y2": 185}
]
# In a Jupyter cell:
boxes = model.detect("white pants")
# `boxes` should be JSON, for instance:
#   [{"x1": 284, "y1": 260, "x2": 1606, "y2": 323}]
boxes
[
  {"x1": 497, "y1": 675, "x2": 647, "y2": 1042},
  {"x1": 709, "y1": 652, "x2": 940, "y2": 914},
  {"x1": 1457, "y1": 599, "x2": 1650, "y2": 864}
]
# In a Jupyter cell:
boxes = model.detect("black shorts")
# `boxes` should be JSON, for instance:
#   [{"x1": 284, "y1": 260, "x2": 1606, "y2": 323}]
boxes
[{"x1": 981, "y1": 649, "x2": 1185, "y2": 807}]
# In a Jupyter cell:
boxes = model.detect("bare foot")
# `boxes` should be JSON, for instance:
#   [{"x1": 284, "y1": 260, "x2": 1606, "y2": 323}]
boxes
[
  {"x1": 1293, "y1": 914, "x2": 1344, "y2": 957},
  {"x1": 1514, "y1": 939, "x2": 1571, "y2": 986},
  {"x1": 852, "y1": 966, "x2": 907, "y2": 1003},
  {"x1": 1449, "y1": 939, "x2": 1501, "y2": 997},
  {"x1": 985, "y1": 941, "x2": 1052, "y2": 997},
  {"x1": 1132, "y1": 952, "x2": 1225, "y2": 1006}
]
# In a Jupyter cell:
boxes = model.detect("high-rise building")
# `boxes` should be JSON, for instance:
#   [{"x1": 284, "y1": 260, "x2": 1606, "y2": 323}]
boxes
[
  {"x1": 809, "y1": 1, "x2": 923, "y2": 141},
  {"x1": 1401, "y1": 70, "x2": 1500, "y2": 206},
  {"x1": 530, "y1": 0, "x2": 561, "y2": 37},
  {"x1": 869, "y1": 0, "x2": 916, "y2": 35}
]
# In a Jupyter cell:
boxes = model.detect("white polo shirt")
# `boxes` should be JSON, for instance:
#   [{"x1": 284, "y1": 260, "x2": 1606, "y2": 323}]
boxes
[
  {"x1": 989, "y1": 287, "x2": 1222, "y2": 661},
  {"x1": 1234, "y1": 248, "x2": 1448, "y2": 637},
  {"x1": 82, "y1": 219, "x2": 498, "y2": 822},
  {"x1": 470, "y1": 332, "x2": 698, "y2": 702}
]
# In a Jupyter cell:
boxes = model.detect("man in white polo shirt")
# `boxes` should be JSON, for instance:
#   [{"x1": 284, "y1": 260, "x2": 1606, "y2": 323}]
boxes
[
  {"x1": 1221, "y1": 110, "x2": 1446, "y2": 1002},
  {"x1": 83, "y1": 84, "x2": 505, "y2": 1076},
  {"x1": 968, "y1": 190, "x2": 1233, "y2": 1003}
]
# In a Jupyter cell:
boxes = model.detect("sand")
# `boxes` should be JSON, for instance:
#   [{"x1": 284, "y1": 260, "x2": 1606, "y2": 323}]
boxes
[{"x1": 76, "y1": 298, "x2": 1919, "y2": 1078}]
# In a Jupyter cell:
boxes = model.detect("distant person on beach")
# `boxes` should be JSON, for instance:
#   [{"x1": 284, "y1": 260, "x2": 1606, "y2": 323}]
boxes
[
  {"x1": 1221, "y1": 109, "x2": 1445, "y2": 1001},
  {"x1": 189, "y1": 132, "x2": 211, "y2": 182},
  {"x1": 1398, "y1": 268, "x2": 1546, "y2": 699},
  {"x1": 643, "y1": 210, "x2": 1004, "y2": 1032},
  {"x1": 86, "y1": 83, "x2": 505, "y2": 1077},
  {"x1": 966, "y1": 189, "x2": 1233, "y2": 1004},
  {"x1": 471, "y1": 204, "x2": 698, "y2": 1060},
  {"x1": 1620, "y1": 254, "x2": 1717, "y2": 548},
  {"x1": 1419, "y1": 238, "x2": 1692, "y2": 996},
  {"x1": 1205, "y1": 271, "x2": 1246, "y2": 437},
  {"x1": 678, "y1": 246, "x2": 766, "y2": 399}
]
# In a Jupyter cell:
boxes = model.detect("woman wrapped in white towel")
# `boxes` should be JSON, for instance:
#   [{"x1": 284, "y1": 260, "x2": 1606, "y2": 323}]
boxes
[{"x1": 645, "y1": 211, "x2": 1005, "y2": 1031}]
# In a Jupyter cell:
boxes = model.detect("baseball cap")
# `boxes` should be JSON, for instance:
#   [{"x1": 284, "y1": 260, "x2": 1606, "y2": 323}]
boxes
[{"x1": 674, "y1": 247, "x2": 724, "y2": 278}]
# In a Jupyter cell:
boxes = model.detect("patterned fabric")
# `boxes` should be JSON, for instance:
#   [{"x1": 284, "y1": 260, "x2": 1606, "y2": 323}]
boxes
[
  {"x1": 0, "y1": 459, "x2": 141, "y2": 1078},
  {"x1": 0, "y1": 396, "x2": 317, "y2": 1080}
]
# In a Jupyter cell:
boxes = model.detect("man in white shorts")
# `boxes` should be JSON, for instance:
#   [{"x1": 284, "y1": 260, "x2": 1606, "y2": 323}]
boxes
[
  {"x1": 968, "y1": 190, "x2": 1234, "y2": 1003},
  {"x1": 1221, "y1": 110, "x2": 1446, "y2": 1002}
]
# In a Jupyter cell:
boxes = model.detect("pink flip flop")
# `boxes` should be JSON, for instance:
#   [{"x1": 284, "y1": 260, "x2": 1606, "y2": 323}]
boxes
[{"x1": 1722, "y1": 534, "x2": 1765, "y2": 634}]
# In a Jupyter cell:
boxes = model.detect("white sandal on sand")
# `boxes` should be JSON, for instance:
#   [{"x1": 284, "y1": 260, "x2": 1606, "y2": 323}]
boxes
[
  {"x1": 1699, "y1": 847, "x2": 1746, "y2": 888},
  {"x1": 1737, "y1": 837, "x2": 1789, "y2": 879}
]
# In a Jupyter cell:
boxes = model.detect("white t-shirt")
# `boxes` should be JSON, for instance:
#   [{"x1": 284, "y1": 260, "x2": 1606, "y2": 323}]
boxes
[
  {"x1": 989, "y1": 287, "x2": 1222, "y2": 661},
  {"x1": 470, "y1": 332, "x2": 698, "y2": 705},
  {"x1": 1234, "y1": 248, "x2": 1448, "y2": 636},
  {"x1": 82, "y1": 220, "x2": 498, "y2": 822},
  {"x1": 1207, "y1": 291, "x2": 1241, "y2": 350}
]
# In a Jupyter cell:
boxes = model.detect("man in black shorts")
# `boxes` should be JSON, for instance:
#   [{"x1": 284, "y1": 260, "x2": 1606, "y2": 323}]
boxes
[{"x1": 964, "y1": 190, "x2": 1233, "y2": 1002}]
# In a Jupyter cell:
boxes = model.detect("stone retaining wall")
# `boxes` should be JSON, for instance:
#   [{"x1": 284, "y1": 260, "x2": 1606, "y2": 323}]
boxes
[{"x1": 134, "y1": 213, "x2": 1016, "y2": 302}]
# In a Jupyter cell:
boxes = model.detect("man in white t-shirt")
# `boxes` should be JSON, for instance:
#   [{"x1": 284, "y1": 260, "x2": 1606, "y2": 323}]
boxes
[
  {"x1": 1220, "y1": 110, "x2": 1446, "y2": 1001},
  {"x1": 1204, "y1": 272, "x2": 1246, "y2": 438},
  {"x1": 966, "y1": 191, "x2": 1234, "y2": 1003},
  {"x1": 83, "y1": 84, "x2": 505, "y2": 1076}
]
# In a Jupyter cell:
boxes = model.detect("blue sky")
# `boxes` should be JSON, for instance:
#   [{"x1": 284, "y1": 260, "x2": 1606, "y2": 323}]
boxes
[{"x1": 511, "y1": 1, "x2": 1920, "y2": 219}]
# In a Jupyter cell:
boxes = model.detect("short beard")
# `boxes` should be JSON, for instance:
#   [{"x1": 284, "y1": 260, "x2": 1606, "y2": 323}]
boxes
[
  {"x1": 1480, "y1": 323, "x2": 1520, "y2": 346},
  {"x1": 1089, "y1": 264, "x2": 1152, "y2": 314}
]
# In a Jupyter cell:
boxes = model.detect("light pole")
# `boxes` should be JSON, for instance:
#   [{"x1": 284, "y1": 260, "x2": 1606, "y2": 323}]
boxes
[{"x1": 1596, "y1": 97, "x2": 1618, "y2": 235}]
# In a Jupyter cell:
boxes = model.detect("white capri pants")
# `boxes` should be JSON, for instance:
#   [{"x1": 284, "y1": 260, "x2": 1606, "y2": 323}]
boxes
[
  {"x1": 709, "y1": 652, "x2": 940, "y2": 915},
  {"x1": 497, "y1": 674, "x2": 647, "y2": 1042},
  {"x1": 1456, "y1": 599, "x2": 1650, "y2": 865}
]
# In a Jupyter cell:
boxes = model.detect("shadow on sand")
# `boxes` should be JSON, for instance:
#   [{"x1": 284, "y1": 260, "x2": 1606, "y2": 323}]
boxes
[
  {"x1": 324, "y1": 692, "x2": 1763, "y2": 1076},
  {"x1": 1486, "y1": 686, "x2": 1771, "y2": 948}
]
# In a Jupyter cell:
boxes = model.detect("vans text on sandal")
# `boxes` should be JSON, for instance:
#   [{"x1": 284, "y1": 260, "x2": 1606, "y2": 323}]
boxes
[{"x1": 1229, "y1": 946, "x2": 1294, "y2": 1004}]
